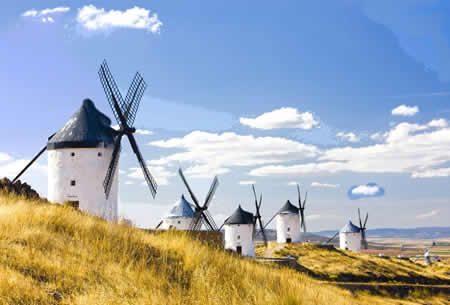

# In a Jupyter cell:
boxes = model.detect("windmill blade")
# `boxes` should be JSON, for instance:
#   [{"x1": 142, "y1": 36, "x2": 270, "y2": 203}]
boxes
[
  {"x1": 178, "y1": 168, "x2": 201, "y2": 208},
  {"x1": 358, "y1": 208, "x2": 363, "y2": 228},
  {"x1": 123, "y1": 72, "x2": 147, "y2": 126},
  {"x1": 252, "y1": 184, "x2": 258, "y2": 202},
  {"x1": 364, "y1": 213, "x2": 369, "y2": 228},
  {"x1": 258, "y1": 193, "x2": 262, "y2": 209},
  {"x1": 303, "y1": 191, "x2": 308, "y2": 208},
  {"x1": 201, "y1": 209, "x2": 218, "y2": 231},
  {"x1": 326, "y1": 231, "x2": 339, "y2": 244},
  {"x1": 203, "y1": 176, "x2": 219, "y2": 209},
  {"x1": 297, "y1": 184, "x2": 302, "y2": 206},
  {"x1": 12, "y1": 145, "x2": 47, "y2": 183},
  {"x1": 13, "y1": 133, "x2": 55, "y2": 183},
  {"x1": 189, "y1": 212, "x2": 203, "y2": 230},
  {"x1": 300, "y1": 210, "x2": 307, "y2": 232},
  {"x1": 126, "y1": 133, "x2": 157, "y2": 198},
  {"x1": 258, "y1": 217, "x2": 268, "y2": 245},
  {"x1": 155, "y1": 220, "x2": 163, "y2": 229},
  {"x1": 103, "y1": 135, "x2": 122, "y2": 198},
  {"x1": 263, "y1": 212, "x2": 278, "y2": 230},
  {"x1": 99, "y1": 61, "x2": 127, "y2": 127}
]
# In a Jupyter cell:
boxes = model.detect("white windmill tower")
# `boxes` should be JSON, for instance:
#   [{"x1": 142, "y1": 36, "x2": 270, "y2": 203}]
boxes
[
  {"x1": 264, "y1": 200, "x2": 301, "y2": 244},
  {"x1": 156, "y1": 195, "x2": 195, "y2": 230},
  {"x1": 339, "y1": 220, "x2": 361, "y2": 252},
  {"x1": 222, "y1": 205, "x2": 255, "y2": 256},
  {"x1": 12, "y1": 61, "x2": 158, "y2": 220}
]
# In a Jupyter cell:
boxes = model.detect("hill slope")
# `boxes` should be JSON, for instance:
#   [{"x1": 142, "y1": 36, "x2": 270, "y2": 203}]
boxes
[{"x1": 0, "y1": 193, "x2": 447, "y2": 305}]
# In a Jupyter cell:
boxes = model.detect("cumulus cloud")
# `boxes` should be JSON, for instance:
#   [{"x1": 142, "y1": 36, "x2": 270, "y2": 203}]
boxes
[
  {"x1": 311, "y1": 182, "x2": 339, "y2": 188},
  {"x1": 239, "y1": 180, "x2": 255, "y2": 185},
  {"x1": 22, "y1": 7, "x2": 70, "y2": 17},
  {"x1": 392, "y1": 104, "x2": 419, "y2": 116},
  {"x1": 22, "y1": 7, "x2": 70, "y2": 23},
  {"x1": 127, "y1": 165, "x2": 174, "y2": 186},
  {"x1": 348, "y1": 183, "x2": 384, "y2": 200},
  {"x1": 135, "y1": 129, "x2": 153, "y2": 135},
  {"x1": 336, "y1": 132, "x2": 360, "y2": 143},
  {"x1": 0, "y1": 159, "x2": 47, "y2": 179},
  {"x1": 149, "y1": 131, "x2": 319, "y2": 178},
  {"x1": 240, "y1": 107, "x2": 319, "y2": 130},
  {"x1": 76, "y1": 5, "x2": 162, "y2": 33},
  {"x1": 416, "y1": 210, "x2": 439, "y2": 219},
  {"x1": 0, "y1": 153, "x2": 12, "y2": 162},
  {"x1": 250, "y1": 119, "x2": 450, "y2": 178}
]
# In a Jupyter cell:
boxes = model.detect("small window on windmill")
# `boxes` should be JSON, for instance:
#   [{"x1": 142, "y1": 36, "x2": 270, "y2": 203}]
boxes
[
  {"x1": 71, "y1": 152, "x2": 75, "y2": 157},
  {"x1": 287, "y1": 227, "x2": 291, "y2": 232},
  {"x1": 98, "y1": 152, "x2": 102, "y2": 157},
  {"x1": 177, "y1": 221, "x2": 181, "y2": 224},
  {"x1": 237, "y1": 235, "x2": 240, "y2": 240},
  {"x1": 70, "y1": 180, "x2": 76, "y2": 186}
]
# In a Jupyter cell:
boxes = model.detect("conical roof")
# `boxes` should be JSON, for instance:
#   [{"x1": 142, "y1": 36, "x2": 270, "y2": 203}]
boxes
[
  {"x1": 340, "y1": 220, "x2": 361, "y2": 233},
  {"x1": 165, "y1": 195, "x2": 195, "y2": 218},
  {"x1": 278, "y1": 200, "x2": 299, "y2": 215},
  {"x1": 48, "y1": 99, "x2": 116, "y2": 150},
  {"x1": 224, "y1": 205, "x2": 254, "y2": 225}
]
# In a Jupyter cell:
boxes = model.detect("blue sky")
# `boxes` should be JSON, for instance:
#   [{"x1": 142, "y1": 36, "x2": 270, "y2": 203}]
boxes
[{"x1": 1, "y1": 1, "x2": 449, "y2": 231}]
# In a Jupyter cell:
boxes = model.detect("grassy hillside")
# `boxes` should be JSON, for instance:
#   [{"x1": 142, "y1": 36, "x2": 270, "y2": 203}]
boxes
[
  {"x1": 0, "y1": 193, "x2": 447, "y2": 305},
  {"x1": 266, "y1": 243, "x2": 450, "y2": 285}
]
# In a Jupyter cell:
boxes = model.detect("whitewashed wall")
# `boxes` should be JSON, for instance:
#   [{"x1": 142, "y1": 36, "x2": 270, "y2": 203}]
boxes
[
  {"x1": 276, "y1": 214, "x2": 301, "y2": 243},
  {"x1": 48, "y1": 147, "x2": 118, "y2": 221},
  {"x1": 160, "y1": 217, "x2": 193, "y2": 230},
  {"x1": 224, "y1": 224, "x2": 255, "y2": 256},
  {"x1": 339, "y1": 232, "x2": 361, "y2": 252}
]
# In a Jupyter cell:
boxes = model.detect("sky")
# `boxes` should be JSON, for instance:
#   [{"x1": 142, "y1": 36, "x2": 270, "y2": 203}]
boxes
[{"x1": 1, "y1": 1, "x2": 449, "y2": 231}]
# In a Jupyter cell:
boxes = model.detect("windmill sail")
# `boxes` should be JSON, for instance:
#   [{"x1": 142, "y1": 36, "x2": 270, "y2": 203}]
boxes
[{"x1": 98, "y1": 60, "x2": 157, "y2": 199}]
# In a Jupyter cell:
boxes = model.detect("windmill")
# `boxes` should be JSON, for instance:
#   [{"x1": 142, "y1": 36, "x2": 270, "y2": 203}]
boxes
[
  {"x1": 98, "y1": 60, "x2": 157, "y2": 199},
  {"x1": 297, "y1": 184, "x2": 308, "y2": 233},
  {"x1": 178, "y1": 168, "x2": 219, "y2": 231},
  {"x1": 251, "y1": 185, "x2": 268, "y2": 246},
  {"x1": 358, "y1": 208, "x2": 369, "y2": 249}
]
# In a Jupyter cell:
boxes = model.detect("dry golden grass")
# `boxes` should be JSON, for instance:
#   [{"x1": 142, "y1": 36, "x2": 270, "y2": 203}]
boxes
[
  {"x1": 271, "y1": 243, "x2": 450, "y2": 284},
  {"x1": 0, "y1": 192, "x2": 446, "y2": 305}
]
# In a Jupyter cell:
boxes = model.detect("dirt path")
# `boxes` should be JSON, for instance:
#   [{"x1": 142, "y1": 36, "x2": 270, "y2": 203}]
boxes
[{"x1": 263, "y1": 243, "x2": 285, "y2": 258}]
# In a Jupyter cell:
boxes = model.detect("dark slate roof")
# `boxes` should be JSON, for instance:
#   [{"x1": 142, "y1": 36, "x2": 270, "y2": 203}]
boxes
[
  {"x1": 165, "y1": 195, "x2": 195, "y2": 218},
  {"x1": 224, "y1": 205, "x2": 254, "y2": 225},
  {"x1": 340, "y1": 220, "x2": 361, "y2": 233},
  {"x1": 278, "y1": 200, "x2": 299, "y2": 215},
  {"x1": 48, "y1": 99, "x2": 116, "y2": 150}
]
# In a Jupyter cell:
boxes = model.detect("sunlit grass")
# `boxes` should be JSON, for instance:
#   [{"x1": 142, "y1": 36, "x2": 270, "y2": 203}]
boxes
[{"x1": 0, "y1": 192, "x2": 447, "y2": 305}]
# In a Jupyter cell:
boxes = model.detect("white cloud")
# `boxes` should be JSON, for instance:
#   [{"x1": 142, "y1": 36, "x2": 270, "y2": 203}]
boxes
[
  {"x1": 306, "y1": 214, "x2": 321, "y2": 220},
  {"x1": 135, "y1": 129, "x2": 153, "y2": 135},
  {"x1": 0, "y1": 159, "x2": 47, "y2": 179},
  {"x1": 336, "y1": 132, "x2": 360, "y2": 143},
  {"x1": 392, "y1": 104, "x2": 419, "y2": 116},
  {"x1": 239, "y1": 180, "x2": 255, "y2": 185},
  {"x1": 351, "y1": 185, "x2": 380, "y2": 196},
  {"x1": 240, "y1": 107, "x2": 319, "y2": 130},
  {"x1": 149, "y1": 131, "x2": 319, "y2": 178},
  {"x1": 370, "y1": 132, "x2": 387, "y2": 141},
  {"x1": 22, "y1": 7, "x2": 70, "y2": 22},
  {"x1": 125, "y1": 181, "x2": 134, "y2": 185},
  {"x1": 428, "y1": 118, "x2": 448, "y2": 128},
  {"x1": 287, "y1": 181, "x2": 298, "y2": 186},
  {"x1": 416, "y1": 210, "x2": 438, "y2": 219},
  {"x1": 311, "y1": 182, "x2": 339, "y2": 188},
  {"x1": 77, "y1": 5, "x2": 162, "y2": 33},
  {"x1": 127, "y1": 165, "x2": 175, "y2": 186},
  {"x1": 42, "y1": 17, "x2": 54, "y2": 23},
  {"x1": 412, "y1": 168, "x2": 450, "y2": 178},
  {"x1": 0, "y1": 153, "x2": 12, "y2": 162},
  {"x1": 250, "y1": 119, "x2": 450, "y2": 178}
]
